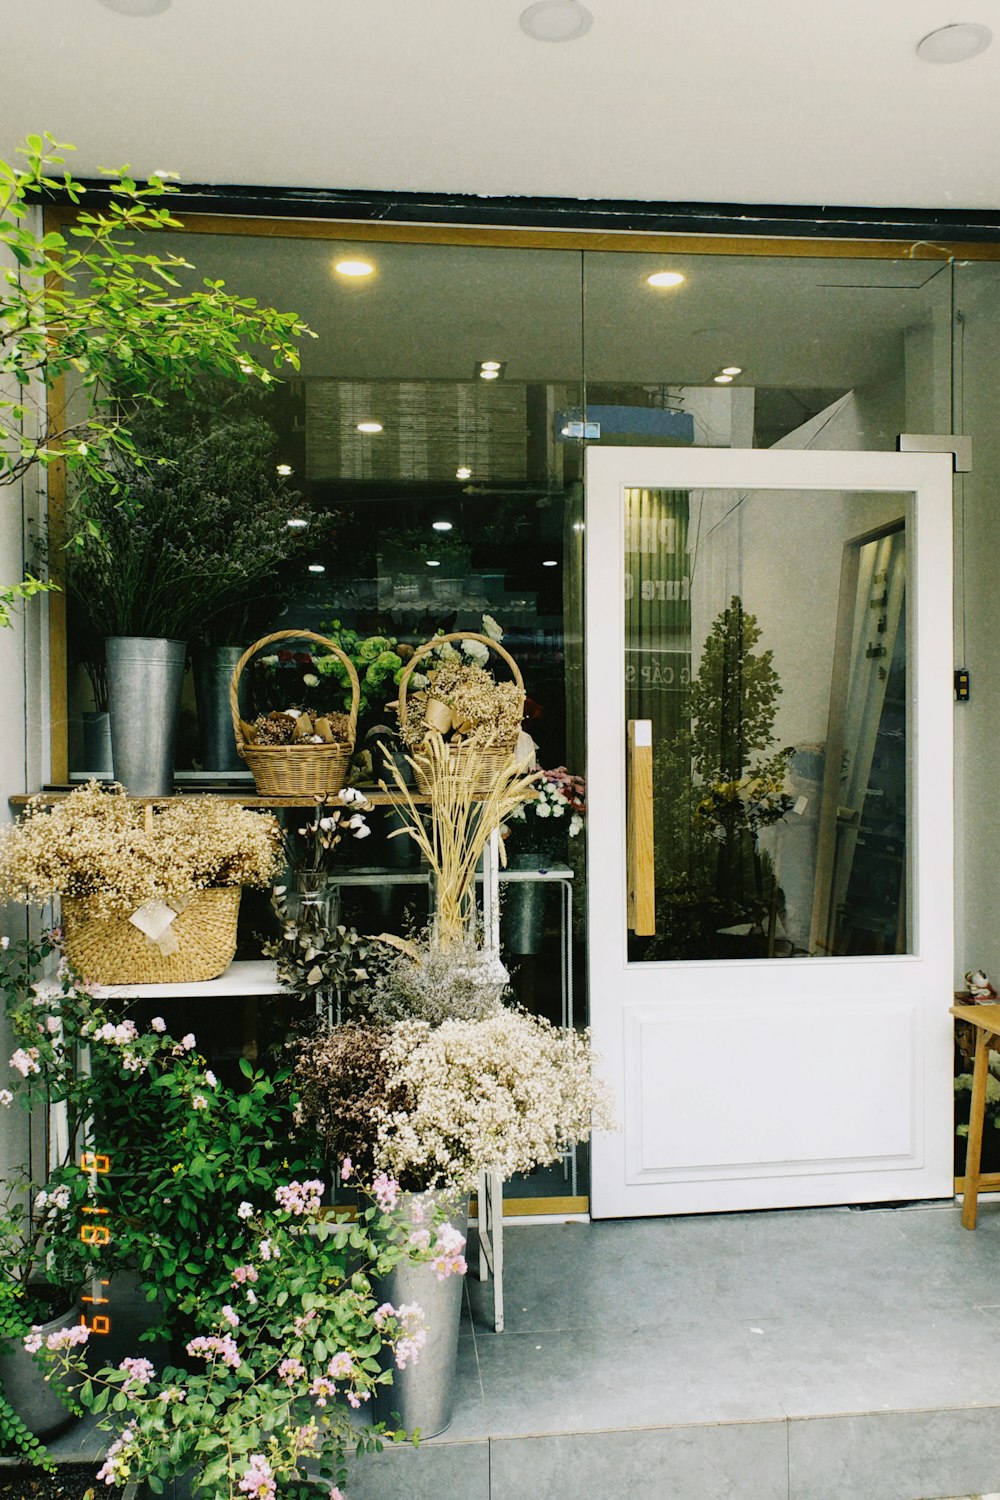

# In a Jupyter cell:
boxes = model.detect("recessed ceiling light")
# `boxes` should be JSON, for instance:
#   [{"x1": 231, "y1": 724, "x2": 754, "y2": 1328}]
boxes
[
  {"x1": 480, "y1": 370, "x2": 500, "y2": 381},
  {"x1": 714, "y1": 374, "x2": 734, "y2": 385},
  {"x1": 334, "y1": 259, "x2": 374, "y2": 277},
  {"x1": 475, "y1": 360, "x2": 506, "y2": 381},
  {"x1": 456, "y1": 466, "x2": 472, "y2": 480},
  {"x1": 426, "y1": 560, "x2": 441, "y2": 568},
  {"x1": 308, "y1": 563, "x2": 326, "y2": 574},
  {"x1": 721, "y1": 366, "x2": 742, "y2": 377},
  {"x1": 98, "y1": 0, "x2": 170, "y2": 13},
  {"x1": 356, "y1": 421, "x2": 383, "y2": 434},
  {"x1": 542, "y1": 559, "x2": 559, "y2": 567},
  {"x1": 432, "y1": 521, "x2": 453, "y2": 532},
  {"x1": 276, "y1": 463, "x2": 293, "y2": 476},
  {"x1": 647, "y1": 271, "x2": 685, "y2": 289},
  {"x1": 481, "y1": 361, "x2": 502, "y2": 371},
  {"x1": 520, "y1": 0, "x2": 593, "y2": 42},
  {"x1": 917, "y1": 22, "x2": 991, "y2": 63},
  {"x1": 286, "y1": 517, "x2": 309, "y2": 530}
]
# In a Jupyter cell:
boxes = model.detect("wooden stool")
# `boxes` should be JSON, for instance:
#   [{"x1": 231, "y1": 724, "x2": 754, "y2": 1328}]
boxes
[{"x1": 951, "y1": 1001, "x2": 1000, "y2": 1228}]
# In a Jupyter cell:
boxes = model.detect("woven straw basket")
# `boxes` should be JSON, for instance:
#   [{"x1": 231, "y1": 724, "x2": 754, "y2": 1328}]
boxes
[
  {"x1": 230, "y1": 630, "x2": 360, "y2": 798},
  {"x1": 396, "y1": 632, "x2": 525, "y2": 796},
  {"x1": 61, "y1": 886, "x2": 242, "y2": 987}
]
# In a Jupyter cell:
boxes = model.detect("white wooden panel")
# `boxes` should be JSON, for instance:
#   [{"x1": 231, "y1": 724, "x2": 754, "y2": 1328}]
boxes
[{"x1": 625, "y1": 999, "x2": 917, "y2": 1181}]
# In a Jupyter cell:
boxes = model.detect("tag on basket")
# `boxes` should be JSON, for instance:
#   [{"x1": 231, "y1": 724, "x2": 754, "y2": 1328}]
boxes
[{"x1": 129, "y1": 898, "x2": 181, "y2": 955}]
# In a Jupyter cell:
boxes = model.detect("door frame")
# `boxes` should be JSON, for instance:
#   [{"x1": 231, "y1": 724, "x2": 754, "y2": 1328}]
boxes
[{"x1": 585, "y1": 445, "x2": 955, "y2": 1220}]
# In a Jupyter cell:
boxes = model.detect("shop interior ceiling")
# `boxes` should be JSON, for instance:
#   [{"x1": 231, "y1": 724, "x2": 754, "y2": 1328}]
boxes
[{"x1": 3, "y1": 1, "x2": 1000, "y2": 211}]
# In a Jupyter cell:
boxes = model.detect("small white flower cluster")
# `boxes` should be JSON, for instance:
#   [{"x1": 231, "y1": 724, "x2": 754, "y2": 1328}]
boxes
[
  {"x1": 373, "y1": 1010, "x2": 614, "y2": 1194},
  {"x1": 34, "y1": 1185, "x2": 70, "y2": 1213}
]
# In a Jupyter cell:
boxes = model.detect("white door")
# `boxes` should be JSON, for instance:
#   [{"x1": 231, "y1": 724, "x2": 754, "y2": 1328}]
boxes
[{"x1": 586, "y1": 446, "x2": 954, "y2": 1218}]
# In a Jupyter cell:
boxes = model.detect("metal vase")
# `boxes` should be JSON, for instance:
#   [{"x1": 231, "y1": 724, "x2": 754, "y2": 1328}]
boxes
[
  {"x1": 81, "y1": 710, "x2": 113, "y2": 774},
  {"x1": 106, "y1": 636, "x2": 187, "y2": 796},
  {"x1": 193, "y1": 645, "x2": 245, "y2": 773},
  {"x1": 373, "y1": 1194, "x2": 468, "y2": 1438},
  {"x1": 0, "y1": 1301, "x2": 79, "y2": 1438},
  {"x1": 503, "y1": 853, "x2": 549, "y2": 955}
]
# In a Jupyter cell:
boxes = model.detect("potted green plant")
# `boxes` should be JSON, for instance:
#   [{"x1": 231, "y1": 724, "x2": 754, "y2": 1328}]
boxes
[
  {"x1": 0, "y1": 782, "x2": 282, "y2": 984},
  {"x1": 65, "y1": 401, "x2": 318, "y2": 791},
  {"x1": 1, "y1": 133, "x2": 313, "y2": 632}
]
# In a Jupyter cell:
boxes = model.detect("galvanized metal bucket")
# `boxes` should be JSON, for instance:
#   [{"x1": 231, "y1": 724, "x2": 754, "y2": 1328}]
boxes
[
  {"x1": 106, "y1": 636, "x2": 186, "y2": 796},
  {"x1": 372, "y1": 1193, "x2": 468, "y2": 1438},
  {"x1": 193, "y1": 645, "x2": 245, "y2": 772}
]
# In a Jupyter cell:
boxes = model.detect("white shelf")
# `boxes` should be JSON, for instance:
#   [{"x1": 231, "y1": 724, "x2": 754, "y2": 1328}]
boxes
[{"x1": 36, "y1": 958, "x2": 284, "y2": 1001}]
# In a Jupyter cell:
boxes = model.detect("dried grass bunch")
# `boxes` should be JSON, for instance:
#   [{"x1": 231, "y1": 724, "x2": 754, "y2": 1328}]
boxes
[
  {"x1": 351, "y1": 928, "x2": 507, "y2": 1025},
  {"x1": 381, "y1": 736, "x2": 540, "y2": 948},
  {"x1": 399, "y1": 661, "x2": 523, "y2": 751},
  {"x1": 0, "y1": 783, "x2": 283, "y2": 918},
  {"x1": 293, "y1": 1009, "x2": 613, "y2": 1194}
]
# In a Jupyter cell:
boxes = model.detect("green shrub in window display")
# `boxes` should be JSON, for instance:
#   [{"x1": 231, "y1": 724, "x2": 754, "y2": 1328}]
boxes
[{"x1": 0, "y1": 132, "x2": 314, "y2": 628}]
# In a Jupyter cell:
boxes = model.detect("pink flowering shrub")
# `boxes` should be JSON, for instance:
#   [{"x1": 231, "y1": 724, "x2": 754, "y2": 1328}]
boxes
[{"x1": 38, "y1": 1175, "x2": 464, "y2": 1499}]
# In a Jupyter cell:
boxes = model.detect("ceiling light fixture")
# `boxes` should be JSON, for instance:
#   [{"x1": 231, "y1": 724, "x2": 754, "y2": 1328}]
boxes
[
  {"x1": 432, "y1": 520, "x2": 454, "y2": 532},
  {"x1": 916, "y1": 22, "x2": 991, "y2": 62},
  {"x1": 520, "y1": 0, "x2": 593, "y2": 42},
  {"x1": 714, "y1": 374, "x2": 734, "y2": 385},
  {"x1": 97, "y1": 0, "x2": 171, "y2": 13},
  {"x1": 286, "y1": 518, "x2": 309, "y2": 530},
  {"x1": 308, "y1": 563, "x2": 326, "y2": 574},
  {"x1": 426, "y1": 560, "x2": 441, "y2": 568},
  {"x1": 542, "y1": 559, "x2": 559, "y2": 567},
  {"x1": 276, "y1": 463, "x2": 293, "y2": 476},
  {"x1": 475, "y1": 360, "x2": 506, "y2": 381},
  {"x1": 356, "y1": 421, "x2": 383, "y2": 433},
  {"x1": 334, "y1": 258, "x2": 374, "y2": 277},
  {"x1": 721, "y1": 366, "x2": 742, "y2": 376},
  {"x1": 456, "y1": 466, "x2": 472, "y2": 480},
  {"x1": 647, "y1": 271, "x2": 685, "y2": 289}
]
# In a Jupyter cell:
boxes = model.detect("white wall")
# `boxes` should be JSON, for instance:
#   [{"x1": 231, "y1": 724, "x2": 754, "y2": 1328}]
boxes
[{"x1": 1, "y1": 211, "x2": 49, "y2": 1179}]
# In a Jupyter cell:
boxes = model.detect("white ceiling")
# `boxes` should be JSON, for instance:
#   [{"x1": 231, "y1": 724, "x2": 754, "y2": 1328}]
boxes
[{"x1": 4, "y1": 0, "x2": 1000, "y2": 211}]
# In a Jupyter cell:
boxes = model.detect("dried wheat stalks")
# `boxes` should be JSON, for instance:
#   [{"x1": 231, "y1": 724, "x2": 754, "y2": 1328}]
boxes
[{"x1": 380, "y1": 736, "x2": 540, "y2": 949}]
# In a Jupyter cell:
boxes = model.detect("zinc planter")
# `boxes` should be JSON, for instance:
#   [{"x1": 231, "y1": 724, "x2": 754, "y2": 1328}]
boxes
[
  {"x1": 372, "y1": 1195, "x2": 468, "y2": 1439},
  {"x1": 0, "y1": 1302, "x2": 79, "y2": 1440},
  {"x1": 502, "y1": 853, "x2": 549, "y2": 956},
  {"x1": 106, "y1": 636, "x2": 187, "y2": 796},
  {"x1": 193, "y1": 645, "x2": 245, "y2": 773}
]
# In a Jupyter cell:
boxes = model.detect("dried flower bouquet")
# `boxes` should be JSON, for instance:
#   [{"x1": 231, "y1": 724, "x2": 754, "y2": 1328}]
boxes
[
  {"x1": 293, "y1": 1009, "x2": 613, "y2": 1194},
  {"x1": 0, "y1": 783, "x2": 282, "y2": 918}
]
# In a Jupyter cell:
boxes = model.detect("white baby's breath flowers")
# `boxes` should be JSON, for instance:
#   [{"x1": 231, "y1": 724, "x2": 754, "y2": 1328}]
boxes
[{"x1": 372, "y1": 1010, "x2": 614, "y2": 1194}]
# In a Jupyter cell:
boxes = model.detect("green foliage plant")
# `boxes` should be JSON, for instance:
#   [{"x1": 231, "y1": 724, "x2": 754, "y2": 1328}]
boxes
[
  {"x1": 686, "y1": 595, "x2": 794, "y2": 913},
  {"x1": 0, "y1": 131, "x2": 314, "y2": 626},
  {"x1": 35, "y1": 1170, "x2": 461, "y2": 1498},
  {"x1": 65, "y1": 403, "x2": 314, "y2": 643},
  {"x1": 317, "y1": 620, "x2": 405, "y2": 717}
]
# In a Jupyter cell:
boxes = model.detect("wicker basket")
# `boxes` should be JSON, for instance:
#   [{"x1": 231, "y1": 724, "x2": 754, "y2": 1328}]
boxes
[
  {"x1": 230, "y1": 630, "x2": 360, "y2": 798},
  {"x1": 62, "y1": 886, "x2": 242, "y2": 986},
  {"x1": 396, "y1": 632, "x2": 525, "y2": 796}
]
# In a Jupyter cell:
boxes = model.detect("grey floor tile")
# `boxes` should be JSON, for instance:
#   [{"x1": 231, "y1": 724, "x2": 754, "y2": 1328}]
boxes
[
  {"x1": 788, "y1": 1406, "x2": 1000, "y2": 1500},
  {"x1": 490, "y1": 1421, "x2": 790, "y2": 1500},
  {"x1": 343, "y1": 1437, "x2": 490, "y2": 1500},
  {"x1": 474, "y1": 1318, "x2": 786, "y2": 1434},
  {"x1": 747, "y1": 1304, "x2": 1000, "y2": 1418}
]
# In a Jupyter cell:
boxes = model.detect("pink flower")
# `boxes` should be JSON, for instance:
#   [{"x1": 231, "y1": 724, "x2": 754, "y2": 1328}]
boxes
[
  {"x1": 275, "y1": 1179, "x2": 324, "y2": 1216},
  {"x1": 118, "y1": 1356, "x2": 156, "y2": 1387},
  {"x1": 309, "y1": 1374, "x2": 336, "y2": 1407},
  {"x1": 221, "y1": 1304, "x2": 239, "y2": 1329},
  {"x1": 150, "y1": 1016, "x2": 166, "y2": 1033},
  {"x1": 327, "y1": 1351, "x2": 353, "y2": 1379},
  {"x1": 278, "y1": 1356, "x2": 305, "y2": 1384},
  {"x1": 186, "y1": 1334, "x2": 240, "y2": 1370},
  {"x1": 9, "y1": 1047, "x2": 40, "y2": 1077},
  {"x1": 192, "y1": 1094, "x2": 208, "y2": 1111},
  {"x1": 340, "y1": 1156, "x2": 352, "y2": 1182},
  {"x1": 180, "y1": 1033, "x2": 196, "y2": 1051},
  {"x1": 22, "y1": 1330, "x2": 43, "y2": 1354},
  {"x1": 238, "y1": 1454, "x2": 276, "y2": 1499},
  {"x1": 372, "y1": 1171, "x2": 399, "y2": 1213},
  {"x1": 45, "y1": 1322, "x2": 89, "y2": 1351},
  {"x1": 231, "y1": 1264, "x2": 259, "y2": 1286},
  {"x1": 237, "y1": 1201, "x2": 254, "y2": 1219}
]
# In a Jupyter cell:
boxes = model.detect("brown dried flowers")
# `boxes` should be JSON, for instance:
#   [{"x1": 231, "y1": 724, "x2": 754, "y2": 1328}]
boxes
[
  {"x1": 399, "y1": 661, "x2": 523, "y2": 751},
  {"x1": 0, "y1": 782, "x2": 283, "y2": 918}
]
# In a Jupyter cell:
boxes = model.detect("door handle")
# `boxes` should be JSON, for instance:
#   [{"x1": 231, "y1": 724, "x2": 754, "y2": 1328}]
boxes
[{"x1": 627, "y1": 719, "x2": 656, "y2": 936}]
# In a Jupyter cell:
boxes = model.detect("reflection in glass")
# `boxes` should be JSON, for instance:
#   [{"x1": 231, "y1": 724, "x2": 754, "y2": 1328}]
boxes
[{"x1": 627, "y1": 489, "x2": 910, "y2": 963}]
